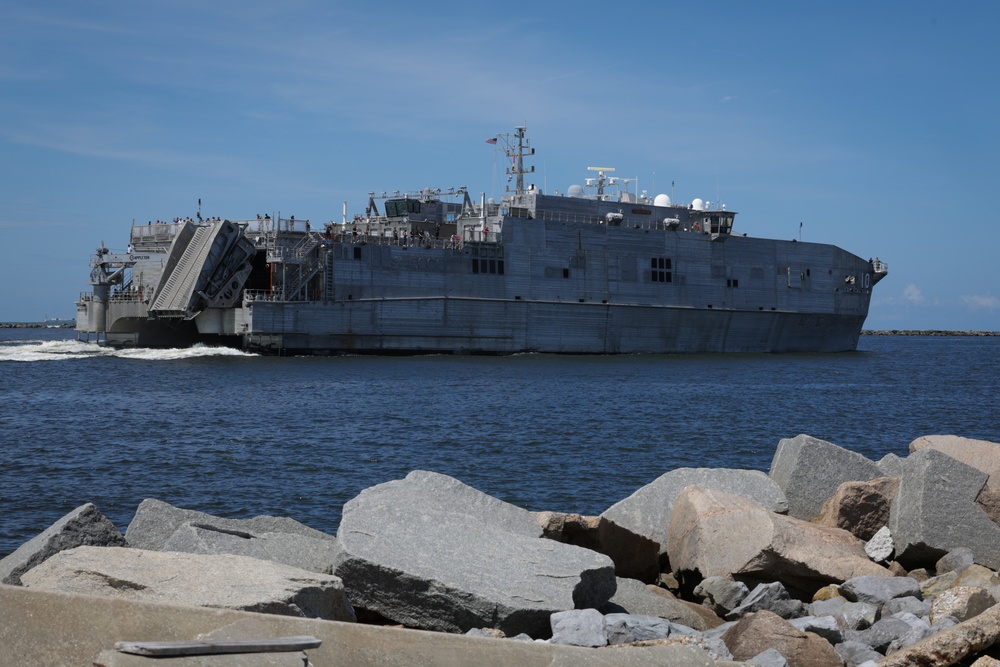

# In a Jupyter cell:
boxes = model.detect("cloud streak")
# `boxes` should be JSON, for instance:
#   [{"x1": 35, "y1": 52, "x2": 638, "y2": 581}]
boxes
[{"x1": 961, "y1": 294, "x2": 1000, "y2": 311}]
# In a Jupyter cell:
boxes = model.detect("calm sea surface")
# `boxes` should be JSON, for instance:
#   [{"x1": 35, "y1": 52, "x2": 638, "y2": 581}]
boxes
[{"x1": 1, "y1": 328, "x2": 998, "y2": 557}]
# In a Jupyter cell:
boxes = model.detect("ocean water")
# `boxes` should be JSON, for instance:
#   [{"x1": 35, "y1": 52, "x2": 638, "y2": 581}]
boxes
[{"x1": 1, "y1": 327, "x2": 998, "y2": 557}]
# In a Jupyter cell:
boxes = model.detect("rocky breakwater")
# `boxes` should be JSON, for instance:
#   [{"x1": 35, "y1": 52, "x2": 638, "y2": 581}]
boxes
[{"x1": 5, "y1": 434, "x2": 1000, "y2": 666}]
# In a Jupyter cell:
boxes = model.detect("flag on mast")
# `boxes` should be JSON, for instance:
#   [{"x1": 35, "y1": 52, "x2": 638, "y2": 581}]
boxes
[{"x1": 485, "y1": 137, "x2": 497, "y2": 145}]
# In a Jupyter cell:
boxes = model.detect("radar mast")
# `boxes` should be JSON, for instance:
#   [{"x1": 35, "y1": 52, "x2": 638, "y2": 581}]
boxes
[{"x1": 493, "y1": 126, "x2": 535, "y2": 196}]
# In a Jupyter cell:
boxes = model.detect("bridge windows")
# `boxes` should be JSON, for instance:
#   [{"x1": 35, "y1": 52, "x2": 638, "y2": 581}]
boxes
[
  {"x1": 471, "y1": 245, "x2": 504, "y2": 275},
  {"x1": 706, "y1": 214, "x2": 735, "y2": 235},
  {"x1": 650, "y1": 257, "x2": 672, "y2": 283},
  {"x1": 384, "y1": 199, "x2": 422, "y2": 217}
]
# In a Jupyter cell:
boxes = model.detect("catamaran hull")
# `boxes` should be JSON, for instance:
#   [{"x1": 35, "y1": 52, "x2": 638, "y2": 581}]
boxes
[{"x1": 236, "y1": 298, "x2": 865, "y2": 354}]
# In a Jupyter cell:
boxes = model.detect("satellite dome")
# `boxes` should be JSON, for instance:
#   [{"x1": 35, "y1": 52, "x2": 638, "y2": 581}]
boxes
[
  {"x1": 692, "y1": 198, "x2": 705, "y2": 211},
  {"x1": 567, "y1": 184, "x2": 585, "y2": 198},
  {"x1": 653, "y1": 194, "x2": 671, "y2": 207}
]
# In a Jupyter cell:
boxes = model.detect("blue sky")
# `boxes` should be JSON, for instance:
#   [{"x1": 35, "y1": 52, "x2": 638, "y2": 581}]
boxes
[{"x1": 2, "y1": 1, "x2": 997, "y2": 329}]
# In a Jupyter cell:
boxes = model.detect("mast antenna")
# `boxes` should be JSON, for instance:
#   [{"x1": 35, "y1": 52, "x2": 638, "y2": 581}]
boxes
[{"x1": 497, "y1": 126, "x2": 535, "y2": 196}]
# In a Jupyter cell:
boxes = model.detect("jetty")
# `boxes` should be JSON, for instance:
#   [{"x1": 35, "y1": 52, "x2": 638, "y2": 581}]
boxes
[{"x1": 4, "y1": 433, "x2": 1000, "y2": 665}]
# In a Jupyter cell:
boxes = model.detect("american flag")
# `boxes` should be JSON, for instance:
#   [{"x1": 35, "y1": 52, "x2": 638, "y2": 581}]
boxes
[{"x1": 485, "y1": 137, "x2": 497, "y2": 145}]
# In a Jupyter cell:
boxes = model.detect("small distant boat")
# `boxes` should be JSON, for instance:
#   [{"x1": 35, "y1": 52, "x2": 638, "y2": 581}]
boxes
[{"x1": 75, "y1": 126, "x2": 887, "y2": 354}]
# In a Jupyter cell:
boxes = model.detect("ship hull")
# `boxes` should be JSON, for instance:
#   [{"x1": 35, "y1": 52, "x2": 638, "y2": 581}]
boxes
[{"x1": 238, "y1": 298, "x2": 865, "y2": 355}]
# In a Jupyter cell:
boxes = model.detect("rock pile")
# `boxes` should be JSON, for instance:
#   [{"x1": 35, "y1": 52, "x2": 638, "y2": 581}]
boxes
[{"x1": 5, "y1": 432, "x2": 1000, "y2": 666}]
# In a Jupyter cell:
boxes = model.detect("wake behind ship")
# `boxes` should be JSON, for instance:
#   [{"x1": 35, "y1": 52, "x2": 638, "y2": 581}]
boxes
[{"x1": 76, "y1": 127, "x2": 887, "y2": 354}]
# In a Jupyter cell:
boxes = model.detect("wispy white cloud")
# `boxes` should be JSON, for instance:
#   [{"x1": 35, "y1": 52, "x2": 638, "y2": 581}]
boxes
[
  {"x1": 0, "y1": 7, "x2": 143, "y2": 35},
  {"x1": 961, "y1": 294, "x2": 1000, "y2": 310},
  {"x1": 902, "y1": 283, "x2": 925, "y2": 305}
]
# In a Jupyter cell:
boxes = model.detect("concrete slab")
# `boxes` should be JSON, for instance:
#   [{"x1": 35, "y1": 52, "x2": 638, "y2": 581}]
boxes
[{"x1": 0, "y1": 584, "x2": 739, "y2": 667}]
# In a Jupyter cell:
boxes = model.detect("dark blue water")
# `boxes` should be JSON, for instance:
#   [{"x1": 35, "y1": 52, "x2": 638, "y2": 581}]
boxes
[{"x1": 2, "y1": 328, "x2": 998, "y2": 557}]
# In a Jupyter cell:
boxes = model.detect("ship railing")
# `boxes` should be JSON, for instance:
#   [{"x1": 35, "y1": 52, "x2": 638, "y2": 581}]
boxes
[
  {"x1": 326, "y1": 230, "x2": 464, "y2": 250},
  {"x1": 872, "y1": 258, "x2": 888, "y2": 274},
  {"x1": 129, "y1": 223, "x2": 180, "y2": 247},
  {"x1": 243, "y1": 290, "x2": 282, "y2": 303},
  {"x1": 532, "y1": 210, "x2": 602, "y2": 226},
  {"x1": 105, "y1": 277, "x2": 152, "y2": 303},
  {"x1": 238, "y1": 216, "x2": 311, "y2": 235},
  {"x1": 268, "y1": 232, "x2": 323, "y2": 262},
  {"x1": 532, "y1": 209, "x2": 691, "y2": 232}
]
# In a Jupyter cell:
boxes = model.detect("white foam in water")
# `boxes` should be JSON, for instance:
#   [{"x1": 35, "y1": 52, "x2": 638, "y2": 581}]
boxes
[
  {"x1": 0, "y1": 339, "x2": 256, "y2": 362},
  {"x1": 115, "y1": 344, "x2": 256, "y2": 361}
]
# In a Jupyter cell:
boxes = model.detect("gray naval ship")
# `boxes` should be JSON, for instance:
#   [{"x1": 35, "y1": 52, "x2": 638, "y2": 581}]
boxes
[{"x1": 76, "y1": 127, "x2": 887, "y2": 354}]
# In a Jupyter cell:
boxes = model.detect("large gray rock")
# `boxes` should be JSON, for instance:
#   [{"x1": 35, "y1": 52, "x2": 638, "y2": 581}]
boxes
[
  {"x1": 603, "y1": 613, "x2": 675, "y2": 645},
  {"x1": 836, "y1": 601, "x2": 880, "y2": 631},
  {"x1": 935, "y1": 547, "x2": 975, "y2": 575},
  {"x1": 834, "y1": 640, "x2": 882, "y2": 666},
  {"x1": 332, "y1": 470, "x2": 615, "y2": 636},
  {"x1": 693, "y1": 576, "x2": 750, "y2": 616},
  {"x1": 126, "y1": 498, "x2": 334, "y2": 550},
  {"x1": 882, "y1": 596, "x2": 930, "y2": 618},
  {"x1": 600, "y1": 468, "x2": 787, "y2": 569},
  {"x1": 160, "y1": 522, "x2": 338, "y2": 574},
  {"x1": 549, "y1": 608, "x2": 607, "y2": 647},
  {"x1": 877, "y1": 453, "x2": 906, "y2": 478},
  {"x1": 725, "y1": 582, "x2": 805, "y2": 621},
  {"x1": 667, "y1": 486, "x2": 891, "y2": 595},
  {"x1": 0, "y1": 503, "x2": 126, "y2": 585},
  {"x1": 20, "y1": 546, "x2": 355, "y2": 621},
  {"x1": 888, "y1": 448, "x2": 1000, "y2": 568},
  {"x1": 845, "y1": 616, "x2": 914, "y2": 653},
  {"x1": 769, "y1": 434, "x2": 883, "y2": 521},
  {"x1": 600, "y1": 577, "x2": 716, "y2": 630},
  {"x1": 746, "y1": 648, "x2": 790, "y2": 667},
  {"x1": 788, "y1": 615, "x2": 844, "y2": 644},
  {"x1": 883, "y1": 612, "x2": 934, "y2": 654},
  {"x1": 125, "y1": 499, "x2": 337, "y2": 573},
  {"x1": 839, "y1": 575, "x2": 921, "y2": 606}
]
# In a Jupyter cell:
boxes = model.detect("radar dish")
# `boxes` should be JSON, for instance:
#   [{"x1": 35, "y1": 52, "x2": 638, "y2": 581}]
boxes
[
  {"x1": 567, "y1": 184, "x2": 585, "y2": 198},
  {"x1": 692, "y1": 198, "x2": 705, "y2": 211},
  {"x1": 653, "y1": 194, "x2": 671, "y2": 207}
]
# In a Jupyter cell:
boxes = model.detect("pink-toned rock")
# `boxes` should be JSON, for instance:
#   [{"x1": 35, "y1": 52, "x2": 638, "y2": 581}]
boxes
[
  {"x1": 955, "y1": 565, "x2": 1000, "y2": 589},
  {"x1": 534, "y1": 511, "x2": 601, "y2": 547},
  {"x1": 643, "y1": 584, "x2": 726, "y2": 629},
  {"x1": 668, "y1": 486, "x2": 891, "y2": 594},
  {"x1": 930, "y1": 586, "x2": 996, "y2": 623},
  {"x1": 721, "y1": 610, "x2": 844, "y2": 667},
  {"x1": 812, "y1": 477, "x2": 900, "y2": 540},
  {"x1": 876, "y1": 601, "x2": 1000, "y2": 666},
  {"x1": 975, "y1": 485, "x2": 1000, "y2": 527}
]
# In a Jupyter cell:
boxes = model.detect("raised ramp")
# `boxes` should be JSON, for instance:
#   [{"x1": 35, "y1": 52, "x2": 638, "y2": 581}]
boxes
[{"x1": 150, "y1": 225, "x2": 218, "y2": 317}]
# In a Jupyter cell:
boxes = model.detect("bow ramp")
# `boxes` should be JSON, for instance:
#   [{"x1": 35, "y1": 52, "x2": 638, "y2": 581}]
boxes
[{"x1": 150, "y1": 220, "x2": 256, "y2": 319}]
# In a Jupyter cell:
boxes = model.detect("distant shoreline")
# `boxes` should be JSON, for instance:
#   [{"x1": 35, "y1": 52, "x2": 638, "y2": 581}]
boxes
[
  {"x1": 0, "y1": 322, "x2": 996, "y2": 336},
  {"x1": 860, "y1": 330, "x2": 999, "y2": 336}
]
